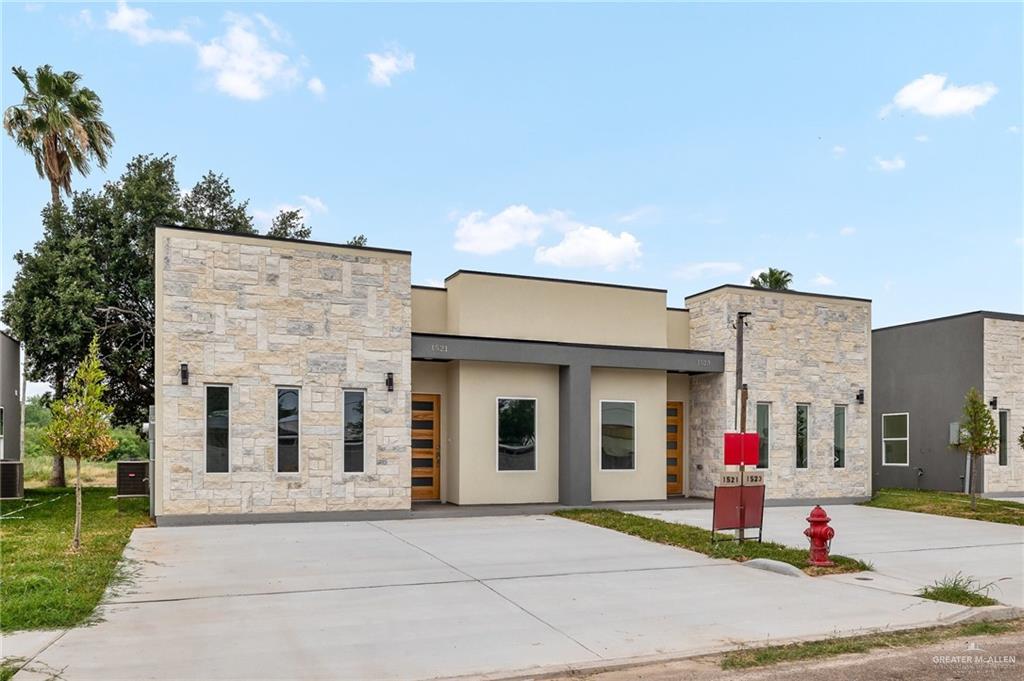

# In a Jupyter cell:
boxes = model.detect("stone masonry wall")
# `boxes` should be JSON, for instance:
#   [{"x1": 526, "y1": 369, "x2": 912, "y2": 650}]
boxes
[
  {"x1": 156, "y1": 229, "x2": 411, "y2": 516},
  {"x1": 687, "y1": 288, "x2": 871, "y2": 500},
  {"x1": 983, "y1": 318, "x2": 1024, "y2": 493}
]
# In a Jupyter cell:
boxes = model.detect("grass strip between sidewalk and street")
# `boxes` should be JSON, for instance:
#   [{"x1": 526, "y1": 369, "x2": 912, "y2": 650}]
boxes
[
  {"x1": 718, "y1": 618, "x2": 1022, "y2": 669},
  {"x1": 862, "y1": 488, "x2": 1024, "y2": 526},
  {"x1": 0, "y1": 487, "x2": 152, "y2": 632},
  {"x1": 917, "y1": 573, "x2": 1000, "y2": 607},
  {"x1": 553, "y1": 508, "x2": 871, "y2": 575}
]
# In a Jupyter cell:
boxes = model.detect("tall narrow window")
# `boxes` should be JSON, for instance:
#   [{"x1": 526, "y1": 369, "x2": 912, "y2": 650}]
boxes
[
  {"x1": 343, "y1": 390, "x2": 365, "y2": 473},
  {"x1": 205, "y1": 386, "x2": 230, "y2": 473},
  {"x1": 277, "y1": 388, "x2": 300, "y2": 473},
  {"x1": 756, "y1": 403, "x2": 770, "y2": 469},
  {"x1": 601, "y1": 401, "x2": 635, "y2": 470},
  {"x1": 882, "y1": 413, "x2": 909, "y2": 466},
  {"x1": 999, "y1": 410, "x2": 1009, "y2": 466},
  {"x1": 833, "y1": 405, "x2": 846, "y2": 468},
  {"x1": 795, "y1": 404, "x2": 809, "y2": 468},
  {"x1": 497, "y1": 398, "x2": 537, "y2": 471}
]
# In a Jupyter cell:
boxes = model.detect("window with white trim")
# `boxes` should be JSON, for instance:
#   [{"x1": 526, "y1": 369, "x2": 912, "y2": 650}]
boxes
[
  {"x1": 755, "y1": 403, "x2": 770, "y2": 469},
  {"x1": 600, "y1": 401, "x2": 635, "y2": 470},
  {"x1": 795, "y1": 404, "x2": 809, "y2": 468},
  {"x1": 882, "y1": 412, "x2": 909, "y2": 466},
  {"x1": 497, "y1": 398, "x2": 537, "y2": 471},
  {"x1": 277, "y1": 388, "x2": 300, "y2": 473},
  {"x1": 343, "y1": 390, "x2": 365, "y2": 473},
  {"x1": 833, "y1": 405, "x2": 846, "y2": 469},
  {"x1": 205, "y1": 386, "x2": 230, "y2": 473}
]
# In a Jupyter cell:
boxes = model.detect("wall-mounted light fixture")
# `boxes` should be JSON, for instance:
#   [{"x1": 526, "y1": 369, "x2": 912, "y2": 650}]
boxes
[
  {"x1": 855, "y1": 389, "x2": 864, "y2": 405},
  {"x1": 385, "y1": 372, "x2": 394, "y2": 392},
  {"x1": 180, "y1": 363, "x2": 189, "y2": 385},
  {"x1": 989, "y1": 397, "x2": 998, "y2": 410}
]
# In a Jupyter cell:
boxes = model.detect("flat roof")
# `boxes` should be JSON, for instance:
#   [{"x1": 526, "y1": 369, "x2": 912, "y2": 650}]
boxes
[
  {"x1": 873, "y1": 310, "x2": 1024, "y2": 333},
  {"x1": 156, "y1": 224, "x2": 412, "y2": 256},
  {"x1": 444, "y1": 269, "x2": 667, "y2": 293},
  {"x1": 685, "y1": 283, "x2": 871, "y2": 304}
]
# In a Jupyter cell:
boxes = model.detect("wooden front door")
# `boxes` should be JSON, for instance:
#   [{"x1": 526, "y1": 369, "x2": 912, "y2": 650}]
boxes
[
  {"x1": 411, "y1": 394, "x2": 441, "y2": 501},
  {"x1": 666, "y1": 401, "x2": 684, "y2": 495}
]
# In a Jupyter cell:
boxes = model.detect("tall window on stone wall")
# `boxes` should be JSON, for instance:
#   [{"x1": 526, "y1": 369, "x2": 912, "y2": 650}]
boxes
[
  {"x1": 833, "y1": 405, "x2": 846, "y2": 468},
  {"x1": 999, "y1": 410, "x2": 1009, "y2": 466},
  {"x1": 277, "y1": 388, "x2": 300, "y2": 473},
  {"x1": 205, "y1": 386, "x2": 230, "y2": 473},
  {"x1": 756, "y1": 403, "x2": 770, "y2": 469},
  {"x1": 882, "y1": 413, "x2": 909, "y2": 466},
  {"x1": 795, "y1": 404, "x2": 809, "y2": 468},
  {"x1": 601, "y1": 401, "x2": 636, "y2": 470},
  {"x1": 343, "y1": 390, "x2": 365, "y2": 473},
  {"x1": 497, "y1": 398, "x2": 537, "y2": 471}
]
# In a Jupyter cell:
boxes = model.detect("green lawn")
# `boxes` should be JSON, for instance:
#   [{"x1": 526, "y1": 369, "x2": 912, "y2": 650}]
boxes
[
  {"x1": 0, "y1": 488, "x2": 152, "y2": 632},
  {"x1": 554, "y1": 508, "x2": 871, "y2": 575},
  {"x1": 863, "y1": 488, "x2": 1024, "y2": 526}
]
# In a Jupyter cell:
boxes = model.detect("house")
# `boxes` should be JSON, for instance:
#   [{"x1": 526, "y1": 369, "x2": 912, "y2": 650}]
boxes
[
  {"x1": 872, "y1": 311, "x2": 1023, "y2": 495},
  {"x1": 1, "y1": 330, "x2": 24, "y2": 499},
  {"x1": 153, "y1": 226, "x2": 872, "y2": 523}
]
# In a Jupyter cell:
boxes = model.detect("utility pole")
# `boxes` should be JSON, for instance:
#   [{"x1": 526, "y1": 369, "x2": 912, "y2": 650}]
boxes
[{"x1": 735, "y1": 311, "x2": 751, "y2": 542}]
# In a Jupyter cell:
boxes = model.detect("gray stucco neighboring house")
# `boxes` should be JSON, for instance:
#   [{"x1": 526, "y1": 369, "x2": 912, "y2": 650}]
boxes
[
  {"x1": 1, "y1": 330, "x2": 22, "y2": 461},
  {"x1": 872, "y1": 311, "x2": 1024, "y2": 495}
]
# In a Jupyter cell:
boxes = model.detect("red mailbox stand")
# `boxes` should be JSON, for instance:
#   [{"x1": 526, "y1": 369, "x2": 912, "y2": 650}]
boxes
[{"x1": 712, "y1": 472, "x2": 765, "y2": 543}]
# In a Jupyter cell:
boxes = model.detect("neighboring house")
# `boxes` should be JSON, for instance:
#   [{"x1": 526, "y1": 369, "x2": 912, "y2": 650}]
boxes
[
  {"x1": 0, "y1": 330, "x2": 22, "y2": 462},
  {"x1": 154, "y1": 226, "x2": 872, "y2": 523},
  {"x1": 872, "y1": 311, "x2": 1024, "y2": 495}
]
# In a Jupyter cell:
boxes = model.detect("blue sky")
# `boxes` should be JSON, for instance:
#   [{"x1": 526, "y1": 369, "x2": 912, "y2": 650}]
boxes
[{"x1": 2, "y1": 1, "x2": 1022, "y2": 333}]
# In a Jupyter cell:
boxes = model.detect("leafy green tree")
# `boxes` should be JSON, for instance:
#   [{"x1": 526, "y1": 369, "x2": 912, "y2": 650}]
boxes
[
  {"x1": 2, "y1": 204, "x2": 102, "y2": 486},
  {"x1": 267, "y1": 208, "x2": 311, "y2": 240},
  {"x1": 181, "y1": 171, "x2": 256, "y2": 234},
  {"x1": 3, "y1": 65, "x2": 114, "y2": 206},
  {"x1": 750, "y1": 268, "x2": 793, "y2": 290},
  {"x1": 347, "y1": 234, "x2": 368, "y2": 247},
  {"x1": 44, "y1": 337, "x2": 117, "y2": 551},
  {"x1": 955, "y1": 388, "x2": 999, "y2": 510}
]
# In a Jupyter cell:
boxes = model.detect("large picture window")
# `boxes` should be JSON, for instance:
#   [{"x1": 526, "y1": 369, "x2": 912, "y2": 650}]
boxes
[
  {"x1": 497, "y1": 398, "x2": 537, "y2": 471},
  {"x1": 756, "y1": 403, "x2": 770, "y2": 469},
  {"x1": 343, "y1": 390, "x2": 365, "y2": 473},
  {"x1": 833, "y1": 405, "x2": 846, "y2": 469},
  {"x1": 796, "y1": 404, "x2": 809, "y2": 468},
  {"x1": 205, "y1": 386, "x2": 230, "y2": 473},
  {"x1": 277, "y1": 388, "x2": 300, "y2": 473},
  {"x1": 882, "y1": 412, "x2": 909, "y2": 466},
  {"x1": 601, "y1": 401, "x2": 635, "y2": 470},
  {"x1": 999, "y1": 410, "x2": 1009, "y2": 466}
]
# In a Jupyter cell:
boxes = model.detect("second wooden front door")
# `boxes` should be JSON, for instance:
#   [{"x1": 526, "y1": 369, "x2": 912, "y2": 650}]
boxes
[
  {"x1": 666, "y1": 401, "x2": 684, "y2": 495},
  {"x1": 411, "y1": 394, "x2": 441, "y2": 501}
]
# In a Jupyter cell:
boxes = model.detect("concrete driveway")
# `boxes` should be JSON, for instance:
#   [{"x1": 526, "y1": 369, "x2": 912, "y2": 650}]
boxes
[
  {"x1": 15, "y1": 514, "x2": 974, "y2": 680},
  {"x1": 636, "y1": 504, "x2": 1024, "y2": 608}
]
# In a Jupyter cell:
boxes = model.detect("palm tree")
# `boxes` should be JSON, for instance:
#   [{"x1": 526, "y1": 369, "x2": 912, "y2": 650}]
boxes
[
  {"x1": 3, "y1": 65, "x2": 115, "y2": 206},
  {"x1": 750, "y1": 267, "x2": 793, "y2": 290}
]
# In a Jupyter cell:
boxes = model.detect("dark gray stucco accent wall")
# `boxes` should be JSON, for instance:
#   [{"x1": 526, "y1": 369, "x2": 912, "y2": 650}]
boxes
[
  {"x1": 872, "y1": 314, "x2": 984, "y2": 492},
  {"x1": 413, "y1": 333, "x2": 724, "y2": 505},
  {"x1": 0, "y1": 333, "x2": 21, "y2": 461}
]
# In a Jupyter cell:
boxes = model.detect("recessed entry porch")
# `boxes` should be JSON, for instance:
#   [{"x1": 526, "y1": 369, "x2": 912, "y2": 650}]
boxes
[{"x1": 410, "y1": 333, "x2": 724, "y2": 507}]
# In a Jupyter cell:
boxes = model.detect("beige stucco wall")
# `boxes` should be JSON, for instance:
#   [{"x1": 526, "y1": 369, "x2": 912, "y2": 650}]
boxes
[
  {"x1": 447, "y1": 361, "x2": 560, "y2": 504},
  {"x1": 983, "y1": 318, "x2": 1024, "y2": 493},
  {"x1": 686, "y1": 287, "x2": 871, "y2": 500},
  {"x1": 411, "y1": 287, "x2": 447, "y2": 333},
  {"x1": 411, "y1": 361, "x2": 450, "y2": 499},
  {"x1": 591, "y1": 368, "x2": 667, "y2": 501},
  {"x1": 444, "y1": 272, "x2": 669, "y2": 347},
  {"x1": 667, "y1": 309, "x2": 691, "y2": 349},
  {"x1": 155, "y1": 228, "x2": 411, "y2": 516}
]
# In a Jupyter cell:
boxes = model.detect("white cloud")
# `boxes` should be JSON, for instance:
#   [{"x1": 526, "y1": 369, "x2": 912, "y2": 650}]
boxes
[
  {"x1": 1015, "y1": 237, "x2": 1023, "y2": 247},
  {"x1": 299, "y1": 195, "x2": 327, "y2": 213},
  {"x1": 813, "y1": 274, "x2": 835, "y2": 286},
  {"x1": 617, "y1": 205, "x2": 659, "y2": 224},
  {"x1": 1010, "y1": 125, "x2": 1021, "y2": 134},
  {"x1": 875, "y1": 156, "x2": 906, "y2": 172},
  {"x1": 748, "y1": 268, "x2": 767, "y2": 282},
  {"x1": 198, "y1": 14, "x2": 302, "y2": 100},
  {"x1": 106, "y1": 0, "x2": 191, "y2": 45},
  {"x1": 307, "y1": 77, "x2": 326, "y2": 97},
  {"x1": 832, "y1": 145, "x2": 846, "y2": 158},
  {"x1": 839, "y1": 226, "x2": 857, "y2": 237},
  {"x1": 454, "y1": 205, "x2": 548, "y2": 255},
  {"x1": 534, "y1": 226, "x2": 641, "y2": 271},
  {"x1": 881, "y1": 73, "x2": 997, "y2": 118},
  {"x1": 914, "y1": 134, "x2": 929, "y2": 142},
  {"x1": 673, "y1": 261, "x2": 743, "y2": 280},
  {"x1": 367, "y1": 46, "x2": 415, "y2": 87}
]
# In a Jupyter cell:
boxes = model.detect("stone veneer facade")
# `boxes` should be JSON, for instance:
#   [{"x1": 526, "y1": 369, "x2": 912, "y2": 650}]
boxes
[
  {"x1": 686, "y1": 287, "x2": 872, "y2": 500},
  {"x1": 155, "y1": 228, "x2": 411, "y2": 517},
  {"x1": 983, "y1": 317, "x2": 1024, "y2": 493}
]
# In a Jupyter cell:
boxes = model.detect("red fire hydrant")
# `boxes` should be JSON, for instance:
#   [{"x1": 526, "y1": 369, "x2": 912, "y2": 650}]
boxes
[{"x1": 804, "y1": 505, "x2": 835, "y2": 567}]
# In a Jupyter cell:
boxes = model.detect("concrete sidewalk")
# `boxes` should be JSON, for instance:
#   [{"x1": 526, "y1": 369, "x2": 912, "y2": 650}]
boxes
[
  {"x1": 635, "y1": 504, "x2": 1024, "y2": 607},
  {"x1": 13, "y1": 515, "x2": 975, "y2": 680}
]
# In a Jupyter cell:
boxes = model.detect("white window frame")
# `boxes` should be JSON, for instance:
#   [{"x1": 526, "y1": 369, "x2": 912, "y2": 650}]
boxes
[
  {"x1": 795, "y1": 403, "x2": 810, "y2": 470},
  {"x1": 599, "y1": 399, "x2": 637, "y2": 472},
  {"x1": 275, "y1": 386, "x2": 302, "y2": 474},
  {"x1": 755, "y1": 402, "x2": 770, "y2": 469},
  {"x1": 833, "y1": 404, "x2": 847, "y2": 469},
  {"x1": 204, "y1": 384, "x2": 232, "y2": 474},
  {"x1": 881, "y1": 412, "x2": 910, "y2": 467},
  {"x1": 342, "y1": 389, "x2": 367, "y2": 473},
  {"x1": 495, "y1": 396, "x2": 538, "y2": 473},
  {"x1": 998, "y1": 409, "x2": 1010, "y2": 466}
]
